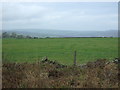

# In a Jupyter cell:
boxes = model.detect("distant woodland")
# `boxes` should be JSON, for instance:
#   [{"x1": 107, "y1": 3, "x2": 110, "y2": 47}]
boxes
[{"x1": 2, "y1": 32, "x2": 39, "y2": 39}]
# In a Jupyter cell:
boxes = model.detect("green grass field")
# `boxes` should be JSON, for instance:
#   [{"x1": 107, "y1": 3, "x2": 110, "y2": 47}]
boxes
[{"x1": 2, "y1": 38, "x2": 118, "y2": 65}]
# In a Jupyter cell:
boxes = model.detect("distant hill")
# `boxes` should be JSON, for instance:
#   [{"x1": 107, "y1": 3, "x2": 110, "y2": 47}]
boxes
[{"x1": 2, "y1": 29, "x2": 118, "y2": 38}]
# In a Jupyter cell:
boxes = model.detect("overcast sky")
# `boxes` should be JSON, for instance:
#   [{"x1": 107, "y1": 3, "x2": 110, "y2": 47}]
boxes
[{"x1": 2, "y1": 2, "x2": 118, "y2": 31}]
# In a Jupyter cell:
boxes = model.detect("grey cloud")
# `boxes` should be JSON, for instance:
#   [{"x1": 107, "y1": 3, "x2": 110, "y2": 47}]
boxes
[
  {"x1": 2, "y1": 2, "x2": 118, "y2": 31},
  {"x1": 3, "y1": 3, "x2": 47, "y2": 21}
]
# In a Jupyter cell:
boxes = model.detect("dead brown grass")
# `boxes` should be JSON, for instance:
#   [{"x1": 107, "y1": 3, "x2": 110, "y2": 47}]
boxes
[{"x1": 2, "y1": 59, "x2": 119, "y2": 88}]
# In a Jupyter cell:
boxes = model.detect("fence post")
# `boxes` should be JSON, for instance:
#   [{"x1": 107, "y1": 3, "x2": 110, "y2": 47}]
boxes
[
  {"x1": 45, "y1": 56, "x2": 48, "y2": 60},
  {"x1": 74, "y1": 50, "x2": 77, "y2": 66}
]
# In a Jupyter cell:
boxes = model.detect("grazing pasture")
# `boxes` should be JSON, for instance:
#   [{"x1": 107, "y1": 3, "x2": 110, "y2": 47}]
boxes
[{"x1": 2, "y1": 38, "x2": 118, "y2": 65}]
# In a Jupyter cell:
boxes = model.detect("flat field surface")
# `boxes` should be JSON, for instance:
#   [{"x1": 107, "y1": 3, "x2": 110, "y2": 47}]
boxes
[{"x1": 2, "y1": 38, "x2": 118, "y2": 65}]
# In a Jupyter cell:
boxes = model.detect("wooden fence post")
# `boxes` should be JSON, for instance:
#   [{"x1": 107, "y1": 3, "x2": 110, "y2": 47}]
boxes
[{"x1": 74, "y1": 50, "x2": 77, "y2": 66}]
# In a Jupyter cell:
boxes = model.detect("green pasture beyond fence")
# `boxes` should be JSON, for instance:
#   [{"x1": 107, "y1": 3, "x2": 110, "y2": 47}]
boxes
[
  {"x1": 2, "y1": 50, "x2": 118, "y2": 65},
  {"x1": 2, "y1": 38, "x2": 118, "y2": 65}
]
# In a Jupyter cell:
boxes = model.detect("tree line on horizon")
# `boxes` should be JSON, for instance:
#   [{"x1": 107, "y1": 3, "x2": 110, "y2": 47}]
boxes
[
  {"x1": 2, "y1": 32, "x2": 115, "y2": 39},
  {"x1": 2, "y1": 32, "x2": 39, "y2": 39}
]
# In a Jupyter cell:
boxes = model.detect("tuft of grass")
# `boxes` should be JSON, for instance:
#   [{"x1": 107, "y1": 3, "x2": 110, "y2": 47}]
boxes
[{"x1": 2, "y1": 59, "x2": 118, "y2": 88}]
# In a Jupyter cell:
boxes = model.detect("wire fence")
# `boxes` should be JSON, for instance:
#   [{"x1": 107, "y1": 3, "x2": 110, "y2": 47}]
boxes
[{"x1": 2, "y1": 50, "x2": 118, "y2": 65}]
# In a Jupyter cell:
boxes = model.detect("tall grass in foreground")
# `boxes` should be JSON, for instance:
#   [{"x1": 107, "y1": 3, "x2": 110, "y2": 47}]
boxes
[{"x1": 2, "y1": 59, "x2": 118, "y2": 88}]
